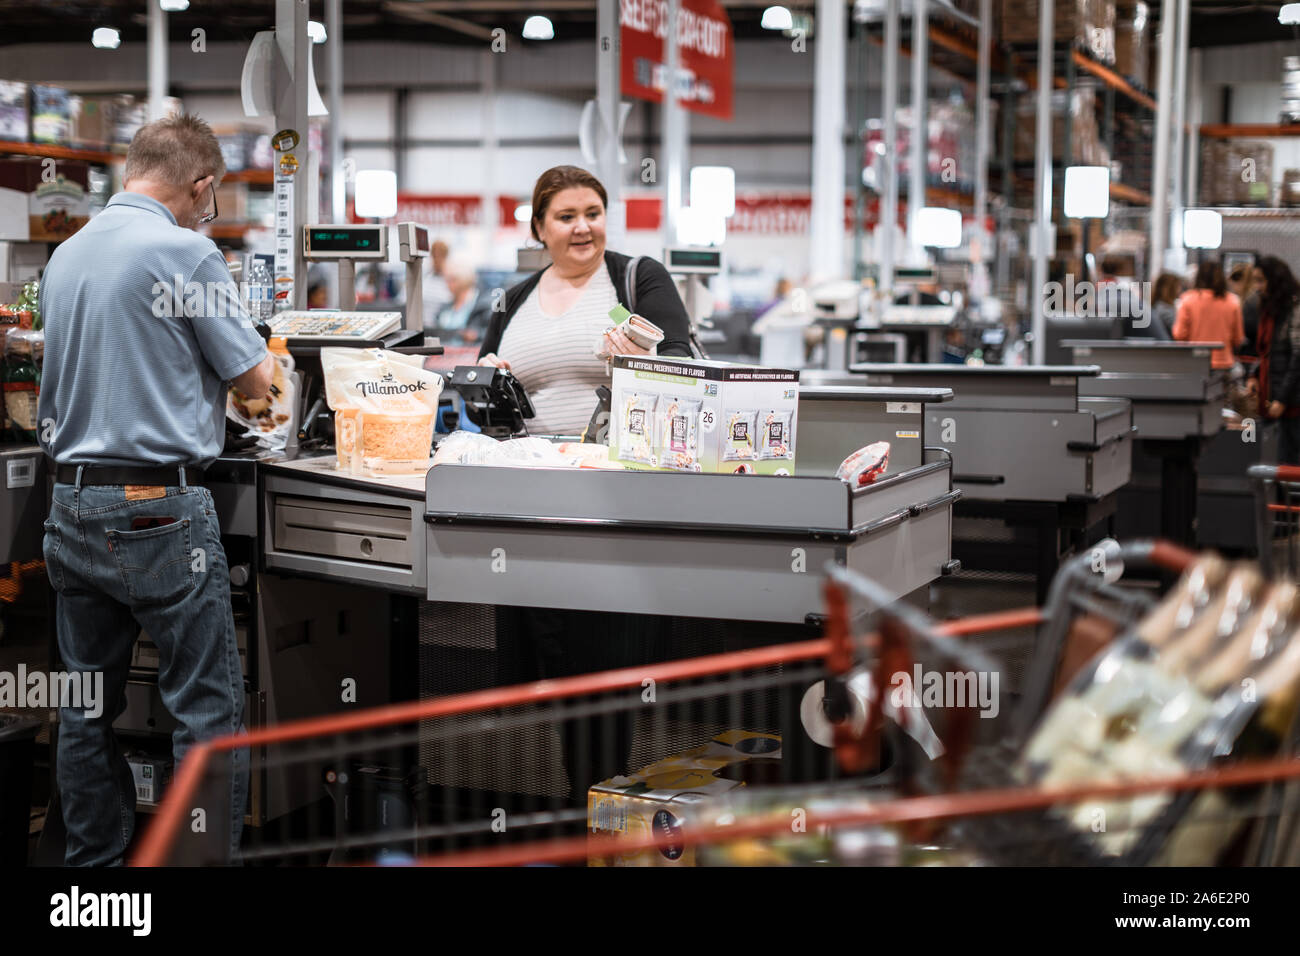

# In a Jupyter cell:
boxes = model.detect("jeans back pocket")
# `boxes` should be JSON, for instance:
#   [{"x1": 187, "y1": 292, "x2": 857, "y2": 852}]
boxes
[
  {"x1": 108, "y1": 518, "x2": 197, "y2": 605},
  {"x1": 42, "y1": 518, "x2": 65, "y2": 592}
]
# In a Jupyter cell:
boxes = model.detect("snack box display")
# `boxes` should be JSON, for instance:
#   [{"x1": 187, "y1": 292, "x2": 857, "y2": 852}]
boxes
[
  {"x1": 30, "y1": 85, "x2": 72, "y2": 145},
  {"x1": 69, "y1": 95, "x2": 118, "y2": 150},
  {"x1": 587, "y1": 730, "x2": 782, "y2": 867},
  {"x1": 609, "y1": 355, "x2": 799, "y2": 475},
  {"x1": 0, "y1": 157, "x2": 91, "y2": 242},
  {"x1": 0, "y1": 81, "x2": 28, "y2": 142}
]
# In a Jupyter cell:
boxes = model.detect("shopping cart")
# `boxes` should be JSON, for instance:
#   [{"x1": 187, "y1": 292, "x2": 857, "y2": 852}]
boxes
[
  {"x1": 132, "y1": 539, "x2": 1300, "y2": 867},
  {"x1": 1251, "y1": 464, "x2": 1300, "y2": 577}
]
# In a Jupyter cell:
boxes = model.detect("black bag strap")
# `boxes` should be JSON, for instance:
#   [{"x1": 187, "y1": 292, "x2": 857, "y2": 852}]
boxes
[{"x1": 624, "y1": 255, "x2": 644, "y2": 314}]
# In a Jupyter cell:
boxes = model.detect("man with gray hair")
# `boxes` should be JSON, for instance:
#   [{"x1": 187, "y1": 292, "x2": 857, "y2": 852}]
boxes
[{"x1": 38, "y1": 113, "x2": 272, "y2": 865}]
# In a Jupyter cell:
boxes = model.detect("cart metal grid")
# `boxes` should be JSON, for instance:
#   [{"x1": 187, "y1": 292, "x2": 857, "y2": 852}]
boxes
[
  {"x1": 1251, "y1": 464, "x2": 1300, "y2": 577},
  {"x1": 132, "y1": 540, "x2": 1300, "y2": 867}
]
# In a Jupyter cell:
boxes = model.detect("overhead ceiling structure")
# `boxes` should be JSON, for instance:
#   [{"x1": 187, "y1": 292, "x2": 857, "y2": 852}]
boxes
[
  {"x1": 0, "y1": 1, "x2": 1287, "y2": 49},
  {"x1": 0, "y1": 0, "x2": 798, "y2": 46}
]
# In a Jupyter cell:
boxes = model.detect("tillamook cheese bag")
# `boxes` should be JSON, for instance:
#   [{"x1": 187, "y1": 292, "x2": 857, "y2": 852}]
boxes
[{"x1": 321, "y1": 347, "x2": 443, "y2": 475}]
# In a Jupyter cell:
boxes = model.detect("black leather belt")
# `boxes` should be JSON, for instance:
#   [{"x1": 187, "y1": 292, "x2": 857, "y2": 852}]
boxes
[{"x1": 55, "y1": 464, "x2": 207, "y2": 487}]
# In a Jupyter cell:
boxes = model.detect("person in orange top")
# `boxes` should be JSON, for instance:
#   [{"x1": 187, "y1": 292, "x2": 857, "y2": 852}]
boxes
[{"x1": 1173, "y1": 260, "x2": 1245, "y2": 371}]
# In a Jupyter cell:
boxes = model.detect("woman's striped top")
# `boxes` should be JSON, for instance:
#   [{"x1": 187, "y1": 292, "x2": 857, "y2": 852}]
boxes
[{"x1": 496, "y1": 266, "x2": 620, "y2": 436}]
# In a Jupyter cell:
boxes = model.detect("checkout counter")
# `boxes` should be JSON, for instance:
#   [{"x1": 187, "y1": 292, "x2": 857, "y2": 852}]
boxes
[
  {"x1": 243, "y1": 383, "x2": 960, "y2": 815},
  {"x1": 1064, "y1": 340, "x2": 1226, "y2": 548},
  {"x1": 261, "y1": 385, "x2": 959, "y2": 624},
  {"x1": 807, "y1": 364, "x2": 1135, "y2": 603}
]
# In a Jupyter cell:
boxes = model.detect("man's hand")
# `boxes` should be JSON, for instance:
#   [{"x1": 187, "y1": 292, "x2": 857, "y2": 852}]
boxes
[
  {"x1": 478, "y1": 352, "x2": 512, "y2": 371},
  {"x1": 232, "y1": 353, "x2": 275, "y2": 400},
  {"x1": 1269, "y1": 400, "x2": 1285, "y2": 419}
]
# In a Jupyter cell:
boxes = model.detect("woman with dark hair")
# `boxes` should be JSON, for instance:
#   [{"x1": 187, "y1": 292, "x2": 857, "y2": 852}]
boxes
[
  {"x1": 1173, "y1": 260, "x2": 1245, "y2": 372},
  {"x1": 474, "y1": 167, "x2": 695, "y2": 801},
  {"x1": 1229, "y1": 261, "x2": 1261, "y2": 357},
  {"x1": 1143, "y1": 272, "x2": 1181, "y2": 340},
  {"x1": 477, "y1": 165, "x2": 693, "y2": 435},
  {"x1": 1254, "y1": 256, "x2": 1300, "y2": 464}
]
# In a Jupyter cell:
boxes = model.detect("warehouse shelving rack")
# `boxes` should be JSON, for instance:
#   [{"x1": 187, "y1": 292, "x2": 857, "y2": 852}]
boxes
[{"x1": 849, "y1": 11, "x2": 1162, "y2": 304}]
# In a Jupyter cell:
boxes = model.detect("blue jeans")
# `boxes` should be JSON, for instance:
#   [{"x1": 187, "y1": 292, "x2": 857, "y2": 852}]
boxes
[{"x1": 43, "y1": 476, "x2": 247, "y2": 866}]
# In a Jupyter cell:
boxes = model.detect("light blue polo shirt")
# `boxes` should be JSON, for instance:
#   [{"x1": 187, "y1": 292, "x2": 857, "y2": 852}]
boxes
[{"x1": 38, "y1": 192, "x2": 268, "y2": 468}]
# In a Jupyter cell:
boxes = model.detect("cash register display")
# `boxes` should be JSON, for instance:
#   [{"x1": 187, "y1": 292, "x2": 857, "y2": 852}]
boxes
[
  {"x1": 664, "y1": 247, "x2": 722, "y2": 274},
  {"x1": 303, "y1": 226, "x2": 387, "y2": 259}
]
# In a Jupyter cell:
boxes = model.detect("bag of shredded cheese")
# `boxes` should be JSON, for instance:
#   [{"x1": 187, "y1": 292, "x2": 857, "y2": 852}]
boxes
[{"x1": 321, "y1": 347, "x2": 443, "y2": 475}]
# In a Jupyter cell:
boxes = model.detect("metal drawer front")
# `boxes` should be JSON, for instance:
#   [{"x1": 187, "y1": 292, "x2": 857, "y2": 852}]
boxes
[{"x1": 273, "y1": 495, "x2": 413, "y2": 568}]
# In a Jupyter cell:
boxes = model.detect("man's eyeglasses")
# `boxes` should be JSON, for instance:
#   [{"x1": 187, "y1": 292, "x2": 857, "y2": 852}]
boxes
[{"x1": 195, "y1": 176, "x2": 218, "y2": 224}]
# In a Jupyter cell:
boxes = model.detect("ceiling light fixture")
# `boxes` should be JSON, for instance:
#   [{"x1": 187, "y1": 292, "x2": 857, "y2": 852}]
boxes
[
  {"x1": 92, "y1": 27, "x2": 121, "y2": 49},
  {"x1": 761, "y1": 6, "x2": 794, "y2": 30},
  {"x1": 522, "y1": 16, "x2": 555, "y2": 40}
]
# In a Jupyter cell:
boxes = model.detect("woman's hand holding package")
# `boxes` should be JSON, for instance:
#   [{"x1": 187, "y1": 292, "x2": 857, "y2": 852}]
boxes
[{"x1": 602, "y1": 325, "x2": 652, "y2": 357}]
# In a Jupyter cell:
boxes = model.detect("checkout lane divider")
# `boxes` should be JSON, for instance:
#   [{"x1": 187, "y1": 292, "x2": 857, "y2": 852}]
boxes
[{"x1": 132, "y1": 605, "x2": 1045, "y2": 866}]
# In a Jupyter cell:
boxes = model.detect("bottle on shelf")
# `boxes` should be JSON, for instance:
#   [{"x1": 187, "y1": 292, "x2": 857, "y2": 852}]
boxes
[{"x1": 247, "y1": 258, "x2": 274, "y2": 326}]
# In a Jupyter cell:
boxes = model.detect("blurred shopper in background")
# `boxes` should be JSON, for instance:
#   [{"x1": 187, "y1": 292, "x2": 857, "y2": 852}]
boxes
[
  {"x1": 1229, "y1": 261, "x2": 1262, "y2": 357},
  {"x1": 433, "y1": 257, "x2": 489, "y2": 346},
  {"x1": 1253, "y1": 256, "x2": 1300, "y2": 464},
  {"x1": 754, "y1": 277, "x2": 793, "y2": 320},
  {"x1": 1145, "y1": 273, "x2": 1181, "y2": 341},
  {"x1": 421, "y1": 238, "x2": 453, "y2": 333},
  {"x1": 1173, "y1": 260, "x2": 1245, "y2": 373}
]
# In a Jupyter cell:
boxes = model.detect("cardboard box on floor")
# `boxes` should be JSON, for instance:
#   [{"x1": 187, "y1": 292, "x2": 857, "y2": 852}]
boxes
[{"x1": 588, "y1": 730, "x2": 782, "y2": 867}]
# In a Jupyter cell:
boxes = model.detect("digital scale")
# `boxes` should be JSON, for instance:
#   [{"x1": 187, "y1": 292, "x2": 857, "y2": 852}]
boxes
[
  {"x1": 301, "y1": 222, "x2": 429, "y2": 334},
  {"x1": 663, "y1": 246, "x2": 724, "y2": 357}
]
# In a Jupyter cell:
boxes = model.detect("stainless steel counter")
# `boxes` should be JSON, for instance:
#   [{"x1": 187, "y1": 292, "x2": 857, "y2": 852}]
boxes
[
  {"x1": 1063, "y1": 340, "x2": 1226, "y2": 440},
  {"x1": 806, "y1": 366, "x2": 1134, "y2": 503},
  {"x1": 257, "y1": 385, "x2": 961, "y2": 622}
]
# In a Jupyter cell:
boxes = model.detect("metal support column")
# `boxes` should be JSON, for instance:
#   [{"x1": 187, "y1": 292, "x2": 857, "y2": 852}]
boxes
[
  {"x1": 1063, "y1": 49, "x2": 1075, "y2": 169},
  {"x1": 662, "y1": 0, "x2": 685, "y2": 246},
  {"x1": 327, "y1": 0, "x2": 345, "y2": 223},
  {"x1": 596, "y1": 0, "x2": 624, "y2": 248},
  {"x1": 973, "y1": 0, "x2": 992, "y2": 269},
  {"x1": 394, "y1": 88, "x2": 409, "y2": 187},
  {"x1": 1031, "y1": 0, "x2": 1055, "y2": 365},
  {"x1": 275, "y1": 0, "x2": 310, "y2": 310},
  {"x1": 482, "y1": 52, "x2": 499, "y2": 255},
  {"x1": 852, "y1": 19, "x2": 867, "y2": 280},
  {"x1": 908, "y1": 0, "x2": 929, "y2": 260},
  {"x1": 1187, "y1": 49, "x2": 1203, "y2": 211},
  {"x1": 997, "y1": 60, "x2": 1014, "y2": 299},
  {"x1": 1150, "y1": 2, "x2": 1177, "y2": 280},
  {"x1": 880, "y1": 0, "x2": 901, "y2": 297},
  {"x1": 1104, "y1": 85, "x2": 1115, "y2": 158},
  {"x1": 811, "y1": 0, "x2": 848, "y2": 280},
  {"x1": 147, "y1": 2, "x2": 168, "y2": 121},
  {"x1": 1169, "y1": 0, "x2": 1191, "y2": 254}
]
